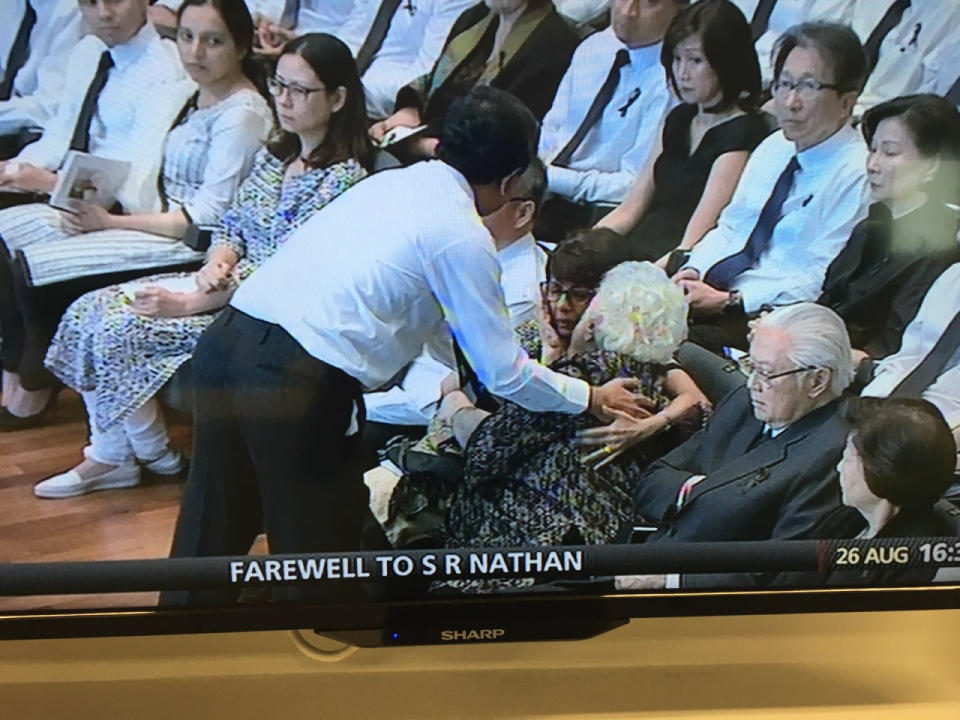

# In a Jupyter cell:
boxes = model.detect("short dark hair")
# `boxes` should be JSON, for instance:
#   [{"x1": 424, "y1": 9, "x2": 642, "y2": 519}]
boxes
[
  {"x1": 845, "y1": 397, "x2": 956, "y2": 507},
  {"x1": 517, "y1": 156, "x2": 547, "y2": 211},
  {"x1": 861, "y1": 94, "x2": 960, "y2": 203},
  {"x1": 661, "y1": 0, "x2": 761, "y2": 112},
  {"x1": 438, "y1": 86, "x2": 539, "y2": 186},
  {"x1": 547, "y1": 228, "x2": 633, "y2": 289},
  {"x1": 177, "y1": 0, "x2": 269, "y2": 100},
  {"x1": 267, "y1": 33, "x2": 373, "y2": 171},
  {"x1": 773, "y1": 22, "x2": 868, "y2": 95}
]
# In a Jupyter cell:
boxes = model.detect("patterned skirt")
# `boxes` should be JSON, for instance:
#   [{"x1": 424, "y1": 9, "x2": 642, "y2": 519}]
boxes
[
  {"x1": 44, "y1": 272, "x2": 219, "y2": 431},
  {"x1": 0, "y1": 203, "x2": 203, "y2": 286}
]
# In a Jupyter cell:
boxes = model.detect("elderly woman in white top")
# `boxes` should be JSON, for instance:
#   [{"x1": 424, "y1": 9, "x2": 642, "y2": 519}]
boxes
[{"x1": 0, "y1": 0, "x2": 273, "y2": 428}]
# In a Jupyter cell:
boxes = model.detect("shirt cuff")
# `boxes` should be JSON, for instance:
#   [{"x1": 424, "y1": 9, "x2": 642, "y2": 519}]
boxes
[
  {"x1": 566, "y1": 377, "x2": 591, "y2": 414},
  {"x1": 546, "y1": 165, "x2": 579, "y2": 199}
]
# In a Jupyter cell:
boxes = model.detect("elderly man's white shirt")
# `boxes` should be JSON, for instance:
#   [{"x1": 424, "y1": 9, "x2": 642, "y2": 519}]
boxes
[
  {"x1": 336, "y1": 0, "x2": 474, "y2": 119},
  {"x1": 364, "y1": 233, "x2": 548, "y2": 426},
  {"x1": 862, "y1": 263, "x2": 960, "y2": 430},
  {"x1": 685, "y1": 125, "x2": 869, "y2": 313},
  {"x1": 16, "y1": 23, "x2": 193, "y2": 212},
  {"x1": 539, "y1": 28, "x2": 675, "y2": 205},
  {"x1": 232, "y1": 160, "x2": 590, "y2": 414},
  {"x1": 0, "y1": 0, "x2": 84, "y2": 135}
]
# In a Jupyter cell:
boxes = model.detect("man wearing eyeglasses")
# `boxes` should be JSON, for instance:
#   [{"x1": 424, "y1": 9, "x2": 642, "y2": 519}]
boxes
[
  {"x1": 620, "y1": 303, "x2": 855, "y2": 590},
  {"x1": 672, "y1": 22, "x2": 870, "y2": 355}
]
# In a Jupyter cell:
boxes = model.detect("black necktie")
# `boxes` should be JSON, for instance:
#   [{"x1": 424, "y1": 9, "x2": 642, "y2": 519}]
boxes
[
  {"x1": 749, "y1": 0, "x2": 777, "y2": 42},
  {"x1": 279, "y1": 0, "x2": 300, "y2": 28},
  {"x1": 553, "y1": 49, "x2": 629, "y2": 168},
  {"x1": 704, "y1": 155, "x2": 800, "y2": 290},
  {"x1": 945, "y1": 75, "x2": 960, "y2": 106},
  {"x1": 889, "y1": 310, "x2": 960, "y2": 398},
  {"x1": 69, "y1": 50, "x2": 114, "y2": 153},
  {"x1": 863, "y1": 0, "x2": 911, "y2": 74},
  {"x1": 0, "y1": 1, "x2": 37, "y2": 101},
  {"x1": 355, "y1": 0, "x2": 402, "y2": 76},
  {"x1": 747, "y1": 426, "x2": 773, "y2": 451}
]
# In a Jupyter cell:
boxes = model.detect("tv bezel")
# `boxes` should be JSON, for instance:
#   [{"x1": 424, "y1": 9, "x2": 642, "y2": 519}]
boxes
[{"x1": 2, "y1": 583, "x2": 959, "y2": 643}]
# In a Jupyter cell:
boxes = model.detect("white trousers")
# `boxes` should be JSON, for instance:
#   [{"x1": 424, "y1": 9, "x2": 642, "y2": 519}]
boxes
[{"x1": 82, "y1": 391, "x2": 169, "y2": 466}]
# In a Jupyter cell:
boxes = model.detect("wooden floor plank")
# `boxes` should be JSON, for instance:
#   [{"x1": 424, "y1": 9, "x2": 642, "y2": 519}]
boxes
[{"x1": 0, "y1": 391, "x2": 190, "y2": 610}]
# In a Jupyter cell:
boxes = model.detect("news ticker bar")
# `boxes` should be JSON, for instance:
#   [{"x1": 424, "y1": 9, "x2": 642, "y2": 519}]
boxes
[{"x1": 0, "y1": 538, "x2": 957, "y2": 596}]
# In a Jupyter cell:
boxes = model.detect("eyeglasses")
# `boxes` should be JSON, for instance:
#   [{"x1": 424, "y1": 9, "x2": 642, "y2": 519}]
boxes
[
  {"x1": 267, "y1": 76, "x2": 326, "y2": 102},
  {"x1": 737, "y1": 356, "x2": 819, "y2": 388},
  {"x1": 771, "y1": 77, "x2": 841, "y2": 100},
  {"x1": 540, "y1": 281, "x2": 596, "y2": 305}
]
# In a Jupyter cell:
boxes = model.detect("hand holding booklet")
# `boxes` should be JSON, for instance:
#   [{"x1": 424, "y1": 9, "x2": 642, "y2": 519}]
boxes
[
  {"x1": 376, "y1": 124, "x2": 427, "y2": 148},
  {"x1": 50, "y1": 151, "x2": 131, "y2": 211}
]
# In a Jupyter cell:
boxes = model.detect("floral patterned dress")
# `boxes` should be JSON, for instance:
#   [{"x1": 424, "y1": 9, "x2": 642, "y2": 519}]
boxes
[{"x1": 44, "y1": 151, "x2": 367, "y2": 432}]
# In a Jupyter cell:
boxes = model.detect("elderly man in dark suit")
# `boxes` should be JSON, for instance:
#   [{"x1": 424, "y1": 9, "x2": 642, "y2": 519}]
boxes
[{"x1": 621, "y1": 302, "x2": 856, "y2": 590}]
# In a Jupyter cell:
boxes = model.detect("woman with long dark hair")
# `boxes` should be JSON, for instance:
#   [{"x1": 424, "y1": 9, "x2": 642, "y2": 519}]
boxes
[
  {"x1": 0, "y1": 0, "x2": 274, "y2": 428},
  {"x1": 35, "y1": 33, "x2": 371, "y2": 498},
  {"x1": 598, "y1": 0, "x2": 773, "y2": 264}
]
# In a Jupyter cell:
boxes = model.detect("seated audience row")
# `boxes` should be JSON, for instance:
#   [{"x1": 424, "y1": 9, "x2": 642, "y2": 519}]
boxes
[
  {"x1": 0, "y1": 0, "x2": 271, "y2": 430},
  {"x1": 0, "y1": 0, "x2": 957, "y2": 604},
  {"x1": 34, "y1": 31, "x2": 370, "y2": 497}
]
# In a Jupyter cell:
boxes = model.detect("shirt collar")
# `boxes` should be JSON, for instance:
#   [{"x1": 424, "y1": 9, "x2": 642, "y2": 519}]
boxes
[
  {"x1": 104, "y1": 21, "x2": 158, "y2": 69},
  {"x1": 625, "y1": 40, "x2": 661, "y2": 72},
  {"x1": 795, "y1": 122, "x2": 858, "y2": 172},
  {"x1": 435, "y1": 160, "x2": 479, "y2": 205},
  {"x1": 763, "y1": 423, "x2": 787, "y2": 438},
  {"x1": 496, "y1": 232, "x2": 535, "y2": 262}
]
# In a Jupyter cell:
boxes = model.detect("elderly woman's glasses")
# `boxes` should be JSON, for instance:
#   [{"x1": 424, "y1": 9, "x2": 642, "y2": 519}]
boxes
[
  {"x1": 267, "y1": 76, "x2": 326, "y2": 102},
  {"x1": 771, "y1": 76, "x2": 841, "y2": 100},
  {"x1": 737, "y1": 355, "x2": 819, "y2": 388},
  {"x1": 540, "y1": 281, "x2": 596, "y2": 305}
]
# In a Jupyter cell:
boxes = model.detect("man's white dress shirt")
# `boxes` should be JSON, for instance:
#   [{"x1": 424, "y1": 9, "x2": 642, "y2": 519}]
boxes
[
  {"x1": 685, "y1": 125, "x2": 869, "y2": 312},
  {"x1": 862, "y1": 262, "x2": 960, "y2": 431},
  {"x1": 17, "y1": 22, "x2": 193, "y2": 212},
  {"x1": 851, "y1": 0, "x2": 960, "y2": 115},
  {"x1": 232, "y1": 160, "x2": 590, "y2": 414},
  {"x1": 0, "y1": 0, "x2": 84, "y2": 135},
  {"x1": 364, "y1": 233, "x2": 548, "y2": 426},
  {"x1": 539, "y1": 28, "x2": 675, "y2": 205},
  {"x1": 248, "y1": 0, "x2": 356, "y2": 33},
  {"x1": 336, "y1": 0, "x2": 474, "y2": 119},
  {"x1": 732, "y1": 0, "x2": 856, "y2": 83},
  {"x1": 926, "y1": 14, "x2": 960, "y2": 103}
]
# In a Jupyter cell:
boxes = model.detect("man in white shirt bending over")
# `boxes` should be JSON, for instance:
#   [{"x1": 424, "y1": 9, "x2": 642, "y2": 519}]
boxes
[
  {"x1": 361, "y1": 157, "x2": 549, "y2": 456},
  {"x1": 536, "y1": 0, "x2": 686, "y2": 241},
  {"x1": 0, "y1": 0, "x2": 190, "y2": 212},
  {"x1": 673, "y1": 21, "x2": 870, "y2": 354},
  {"x1": 0, "y1": 0, "x2": 85, "y2": 158},
  {"x1": 162, "y1": 87, "x2": 645, "y2": 607}
]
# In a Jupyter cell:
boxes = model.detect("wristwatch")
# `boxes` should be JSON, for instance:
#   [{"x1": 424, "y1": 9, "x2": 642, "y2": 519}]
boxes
[{"x1": 725, "y1": 289, "x2": 744, "y2": 312}]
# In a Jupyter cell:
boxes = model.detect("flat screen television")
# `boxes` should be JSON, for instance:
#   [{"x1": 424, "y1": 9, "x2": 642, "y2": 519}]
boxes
[{"x1": 0, "y1": 0, "x2": 958, "y2": 646}]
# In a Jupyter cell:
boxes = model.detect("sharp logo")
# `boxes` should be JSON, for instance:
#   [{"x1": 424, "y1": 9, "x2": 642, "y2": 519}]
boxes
[{"x1": 440, "y1": 628, "x2": 507, "y2": 642}]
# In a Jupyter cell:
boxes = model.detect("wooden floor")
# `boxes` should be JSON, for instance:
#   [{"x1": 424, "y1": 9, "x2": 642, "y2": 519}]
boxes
[{"x1": 0, "y1": 390, "x2": 191, "y2": 611}]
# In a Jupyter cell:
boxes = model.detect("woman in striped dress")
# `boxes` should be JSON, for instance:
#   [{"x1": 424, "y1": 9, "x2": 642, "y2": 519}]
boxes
[
  {"x1": 0, "y1": 0, "x2": 273, "y2": 428},
  {"x1": 34, "y1": 32, "x2": 373, "y2": 497}
]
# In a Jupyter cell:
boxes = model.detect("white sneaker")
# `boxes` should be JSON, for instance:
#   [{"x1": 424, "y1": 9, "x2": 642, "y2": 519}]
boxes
[
  {"x1": 141, "y1": 447, "x2": 183, "y2": 475},
  {"x1": 33, "y1": 463, "x2": 141, "y2": 499}
]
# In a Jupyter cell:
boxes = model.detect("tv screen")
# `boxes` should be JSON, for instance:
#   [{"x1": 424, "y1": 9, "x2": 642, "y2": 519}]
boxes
[{"x1": 0, "y1": 0, "x2": 958, "y2": 644}]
